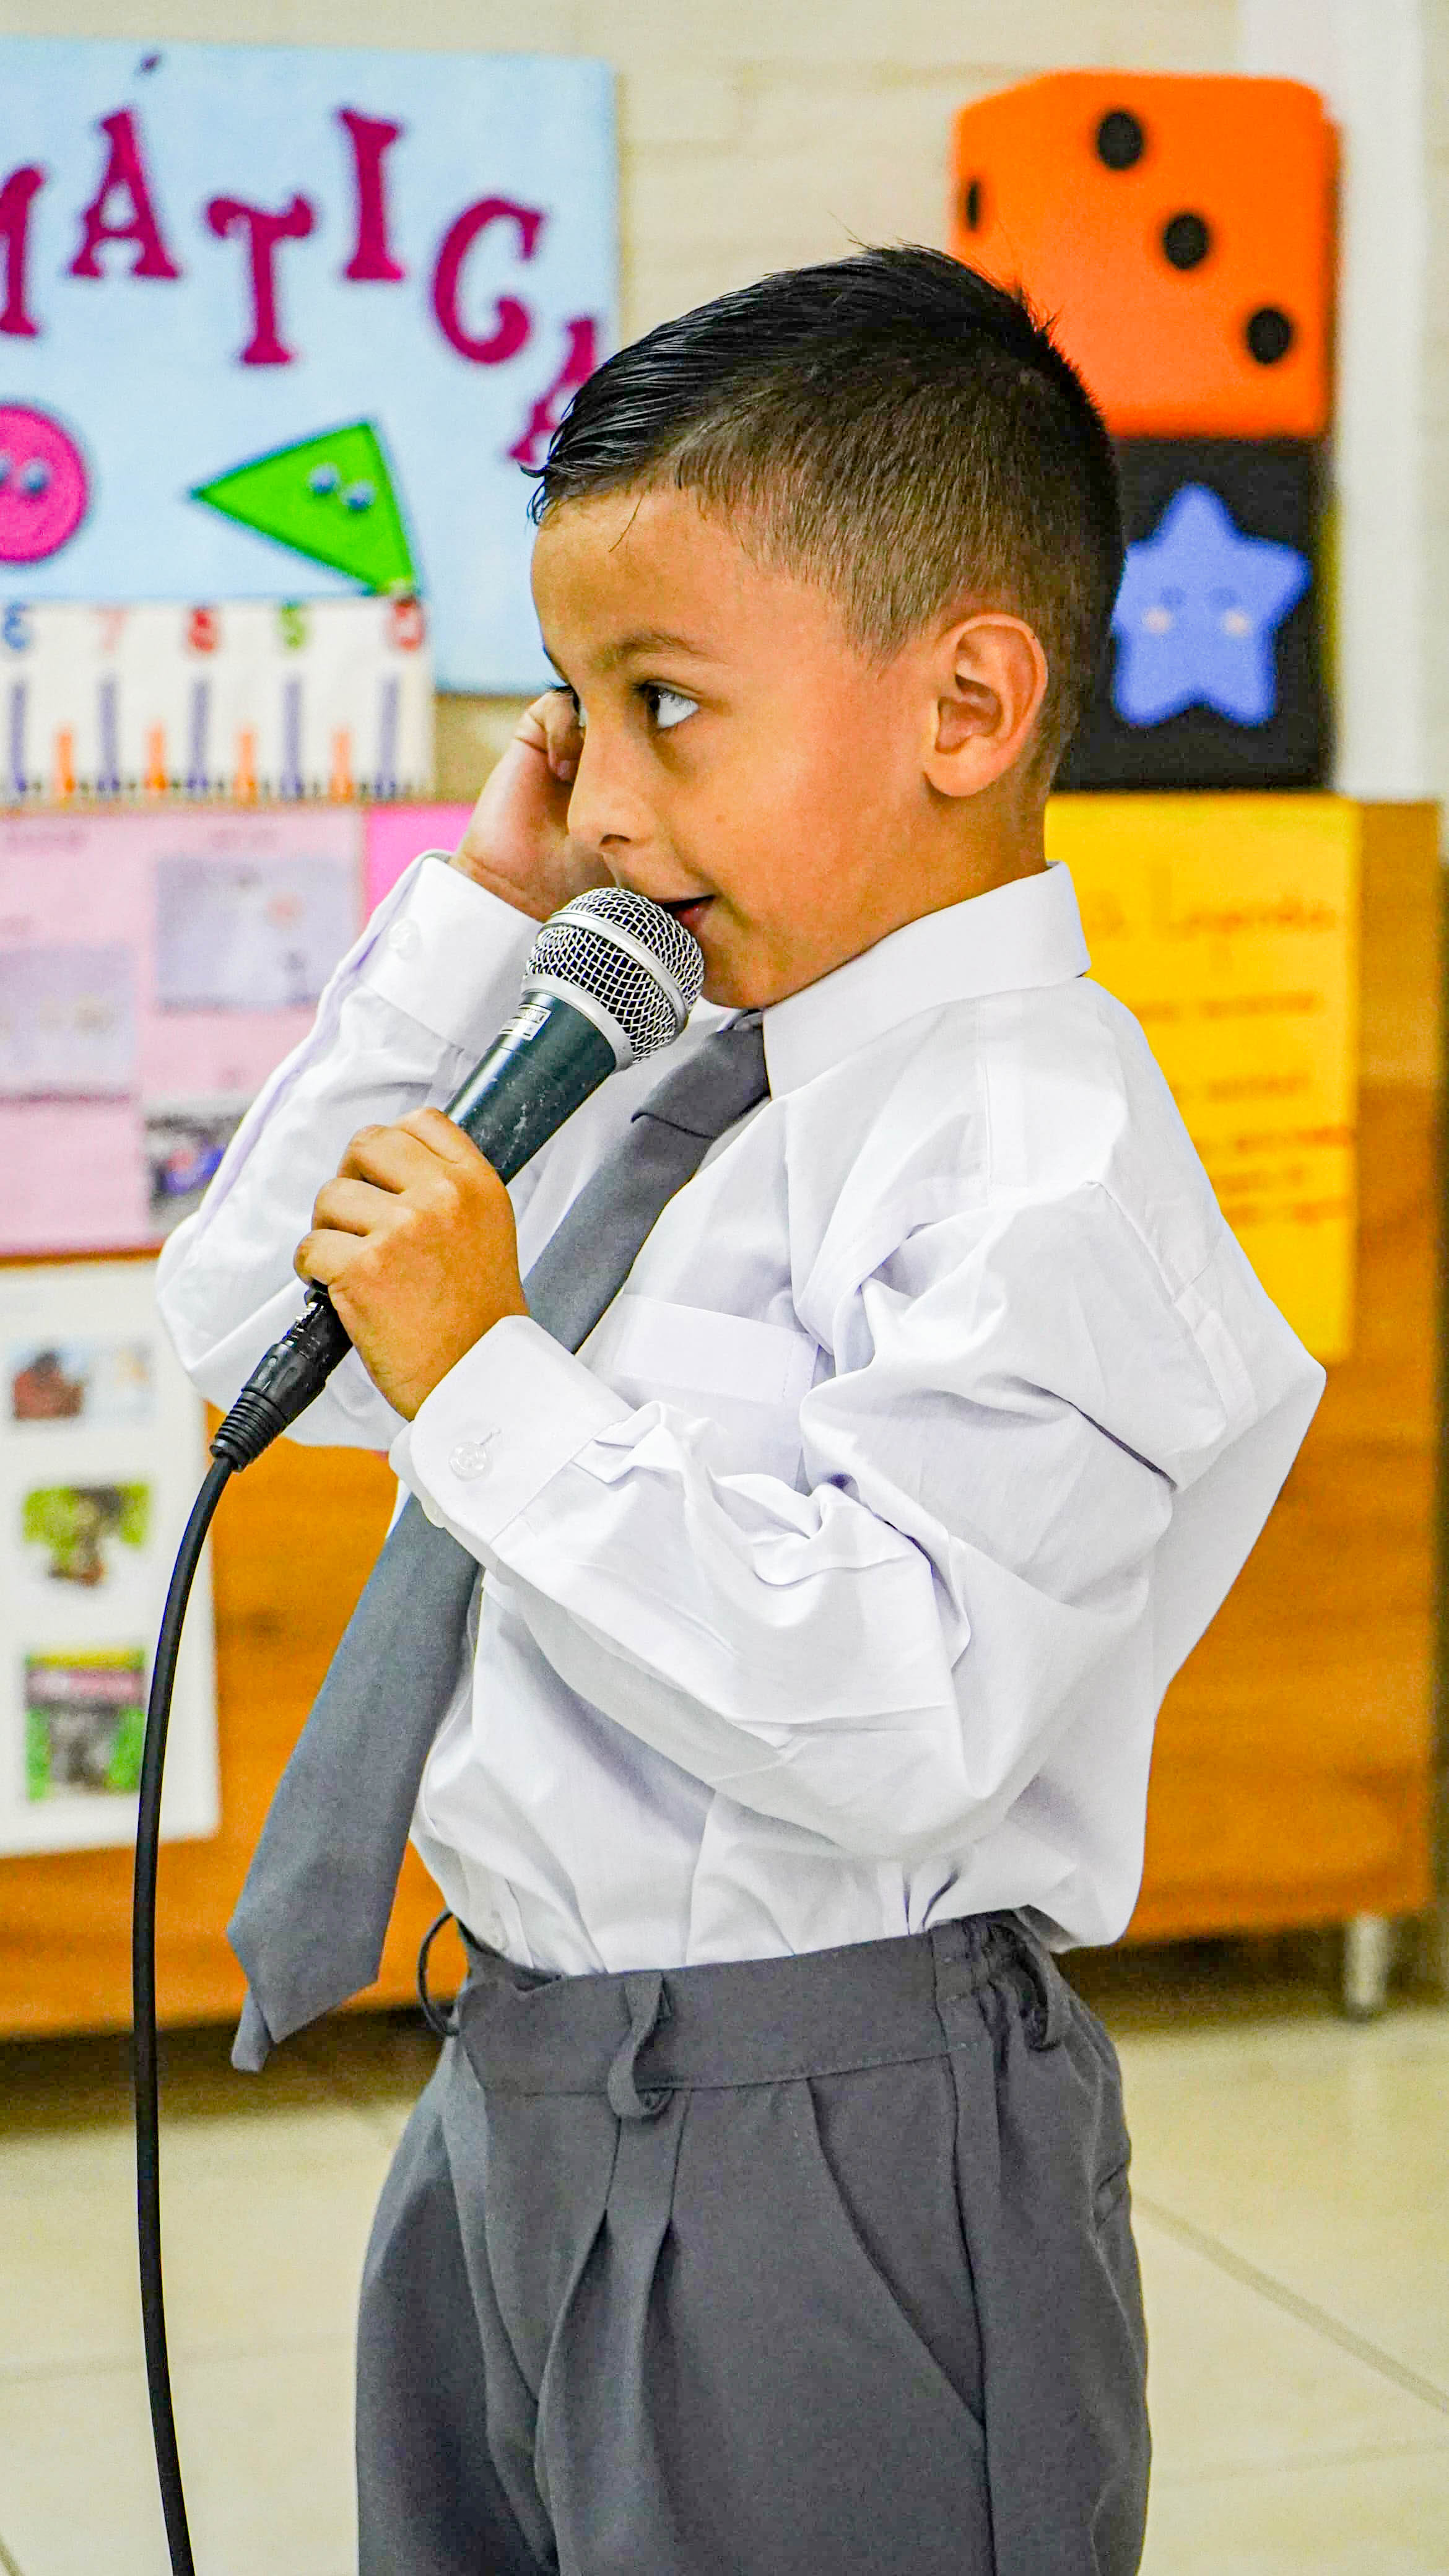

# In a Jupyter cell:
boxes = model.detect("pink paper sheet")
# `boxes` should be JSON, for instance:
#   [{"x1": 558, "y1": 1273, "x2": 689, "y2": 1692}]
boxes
[
  {"x1": 0, "y1": 809, "x2": 362, "y2": 1256},
  {"x1": 0, "y1": 1100, "x2": 147, "y2": 1251},
  {"x1": 364, "y1": 804, "x2": 472, "y2": 914}
]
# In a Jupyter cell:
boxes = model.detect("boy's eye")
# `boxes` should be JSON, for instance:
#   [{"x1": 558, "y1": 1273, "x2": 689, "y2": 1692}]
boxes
[{"x1": 644, "y1": 684, "x2": 697, "y2": 732}]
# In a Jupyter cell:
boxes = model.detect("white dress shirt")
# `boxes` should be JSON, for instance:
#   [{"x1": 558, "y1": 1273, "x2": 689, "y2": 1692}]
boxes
[{"x1": 158, "y1": 852, "x2": 1323, "y2": 1969}]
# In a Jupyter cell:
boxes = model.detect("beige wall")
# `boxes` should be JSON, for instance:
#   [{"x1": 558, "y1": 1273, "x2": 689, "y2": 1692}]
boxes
[
  {"x1": 1424, "y1": 2, "x2": 1449, "y2": 831},
  {"x1": 0, "y1": 0, "x2": 1244, "y2": 347},
  {"x1": 1, "y1": 0, "x2": 1440, "y2": 815}
]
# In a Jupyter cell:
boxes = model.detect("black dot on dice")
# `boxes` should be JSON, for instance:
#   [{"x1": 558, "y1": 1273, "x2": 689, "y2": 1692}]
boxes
[
  {"x1": 1096, "y1": 110, "x2": 1145, "y2": 170},
  {"x1": 1162, "y1": 211, "x2": 1211, "y2": 270},
  {"x1": 1245, "y1": 305, "x2": 1294, "y2": 364},
  {"x1": 962, "y1": 178, "x2": 983, "y2": 231}
]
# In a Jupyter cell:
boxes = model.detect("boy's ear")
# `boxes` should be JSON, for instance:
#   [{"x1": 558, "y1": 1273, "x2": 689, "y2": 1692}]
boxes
[{"x1": 923, "y1": 612, "x2": 1050, "y2": 798}]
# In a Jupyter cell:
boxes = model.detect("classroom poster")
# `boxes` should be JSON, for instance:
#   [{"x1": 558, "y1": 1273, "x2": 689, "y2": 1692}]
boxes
[
  {"x1": 0, "y1": 804, "x2": 363, "y2": 1254},
  {"x1": 1049, "y1": 793, "x2": 1359, "y2": 1362},
  {"x1": 0, "y1": 594, "x2": 433, "y2": 801},
  {"x1": 0, "y1": 1259, "x2": 217, "y2": 1854},
  {"x1": 0, "y1": 38, "x2": 615, "y2": 690}
]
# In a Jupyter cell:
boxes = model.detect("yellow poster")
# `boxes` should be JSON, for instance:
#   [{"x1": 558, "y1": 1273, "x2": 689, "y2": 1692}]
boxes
[{"x1": 1046, "y1": 794, "x2": 1360, "y2": 1363}]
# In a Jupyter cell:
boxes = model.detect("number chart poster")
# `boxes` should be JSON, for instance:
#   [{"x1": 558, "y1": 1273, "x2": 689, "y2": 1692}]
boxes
[{"x1": 0, "y1": 38, "x2": 615, "y2": 691}]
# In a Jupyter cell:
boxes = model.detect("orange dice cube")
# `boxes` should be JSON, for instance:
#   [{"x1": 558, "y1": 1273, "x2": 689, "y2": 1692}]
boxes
[{"x1": 950, "y1": 72, "x2": 1335, "y2": 438}]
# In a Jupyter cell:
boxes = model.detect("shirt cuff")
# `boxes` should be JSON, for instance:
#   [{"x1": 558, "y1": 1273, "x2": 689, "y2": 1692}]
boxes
[
  {"x1": 391, "y1": 1314, "x2": 630, "y2": 1549},
  {"x1": 362, "y1": 853, "x2": 538, "y2": 1053}
]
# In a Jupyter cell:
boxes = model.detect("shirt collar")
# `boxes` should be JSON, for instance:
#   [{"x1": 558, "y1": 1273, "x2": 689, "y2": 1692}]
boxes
[{"x1": 760, "y1": 859, "x2": 1090, "y2": 1097}]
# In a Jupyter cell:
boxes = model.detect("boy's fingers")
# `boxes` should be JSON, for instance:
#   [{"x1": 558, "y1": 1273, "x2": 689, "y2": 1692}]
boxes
[
  {"x1": 513, "y1": 690, "x2": 580, "y2": 780},
  {"x1": 535, "y1": 685, "x2": 583, "y2": 780},
  {"x1": 336, "y1": 1120, "x2": 445, "y2": 1189},
  {"x1": 332, "y1": 1112, "x2": 502, "y2": 1201},
  {"x1": 310, "y1": 1175, "x2": 396, "y2": 1238},
  {"x1": 294, "y1": 1226, "x2": 367, "y2": 1287},
  {"x1": 394, "y1": 1105, "x2": 503, "y2": 1177},
  {"x1": 512, "y1": 695, "x2": 554, "y2": 757}
]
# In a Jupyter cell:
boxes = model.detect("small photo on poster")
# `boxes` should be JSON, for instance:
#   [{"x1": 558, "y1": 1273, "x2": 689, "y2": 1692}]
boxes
[
  {"x1": 0, "y1": 943, "x2": 137, "y2": 1096},
  {"x1": 7, "y1": 1338, "x2": 154, "y2": 1426},
  {"x1": 24, "y1": 1647, "x2": 147, "y2": 1802},
  {"x1": 143, "y1": 1095, "x2": 250, "y2": 1232},
  {"x1": 154, "y1": 856, "x2": 357, "y2": 1012},
  {"x1": 20, "y1": 1482, "x2": 152, "y2": 1591}
]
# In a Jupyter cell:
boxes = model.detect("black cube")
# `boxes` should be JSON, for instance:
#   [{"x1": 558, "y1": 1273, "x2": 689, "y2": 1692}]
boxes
[{"x1": 1060, "y1": 438, "x2": 1326, "y2": 791}]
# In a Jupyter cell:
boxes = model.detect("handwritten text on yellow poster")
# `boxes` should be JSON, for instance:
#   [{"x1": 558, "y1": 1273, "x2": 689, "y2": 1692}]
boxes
[{"x1": 1046, "y1": 795, "x2": 1360, "y2": 1363}]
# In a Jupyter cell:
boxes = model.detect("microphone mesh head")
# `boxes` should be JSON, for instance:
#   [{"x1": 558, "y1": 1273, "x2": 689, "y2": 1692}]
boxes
[{"x1": 526, "y1": 887, "x2": 705, "y2": 1061}]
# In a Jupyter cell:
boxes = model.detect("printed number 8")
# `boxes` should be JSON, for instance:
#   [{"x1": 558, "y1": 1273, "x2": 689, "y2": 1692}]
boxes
[{"x1": 188, "y1": 606, "x2": 219, "y2": 653}]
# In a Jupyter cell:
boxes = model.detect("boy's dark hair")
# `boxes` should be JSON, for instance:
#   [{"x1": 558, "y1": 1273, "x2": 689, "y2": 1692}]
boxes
[{"x1": 532, "y1": 245, "x2": 1124, "y2": 779}]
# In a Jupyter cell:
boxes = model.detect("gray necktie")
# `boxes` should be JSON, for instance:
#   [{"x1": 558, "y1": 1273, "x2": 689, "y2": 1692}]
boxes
[{"x1": 228, "y1": 1014, "x2": 768, "y2": 2069}]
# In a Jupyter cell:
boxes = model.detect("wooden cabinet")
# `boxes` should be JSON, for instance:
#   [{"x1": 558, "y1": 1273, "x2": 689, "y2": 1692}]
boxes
[
  {"x1": 0, "y1": 1433, "x2": 420, "y2": 2037},
  {"x1": 0, "y1": 805, "x2": 1438, "y2": 2036},
  {"x1": 1129, "y1": 803, "x2": 1440, "y2": 1943}
]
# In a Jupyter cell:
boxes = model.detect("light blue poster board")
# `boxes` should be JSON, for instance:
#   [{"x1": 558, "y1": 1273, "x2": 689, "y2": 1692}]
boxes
[{"x1": 0, "y1": 38, "x2": 616, "y2": 690}]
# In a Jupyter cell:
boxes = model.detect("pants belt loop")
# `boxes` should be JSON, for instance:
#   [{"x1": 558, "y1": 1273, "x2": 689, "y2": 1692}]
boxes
[
  {"x1": 1015, "y1": 1921, "x2": 1071, "y2": 2050},
  {"x1": 607, "y1": 1971, "x2": 671, "y2": 2120},
  {"x1": 928, "y1": 1915, "x2": 982, "y2": 2015},
  {"x1": 416, "y1": 1910, "x2": 461, "y2": 2040}
]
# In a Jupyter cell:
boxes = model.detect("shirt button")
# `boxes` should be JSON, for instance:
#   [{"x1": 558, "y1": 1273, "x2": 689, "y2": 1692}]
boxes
[
  {"x1": 448, "y1": 1438, "x2": 493, "y2": 1480},
  {"x1": 388, "y1": 918, "x2": 421, "y2": 960},
  {"x1": 479, "y1": 1908, "x2": 505, "y2": 1946}
]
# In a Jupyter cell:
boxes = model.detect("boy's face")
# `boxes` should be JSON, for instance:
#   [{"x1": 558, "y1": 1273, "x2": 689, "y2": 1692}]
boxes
[{"x1": 531, "y1": 486, "x2": 1043, "y2": 1010}]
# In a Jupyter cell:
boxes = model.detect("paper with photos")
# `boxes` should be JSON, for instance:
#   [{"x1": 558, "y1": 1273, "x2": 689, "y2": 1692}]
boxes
[{"x1": 0, "y1": 1260, "x2": 217, "y2": 1854}]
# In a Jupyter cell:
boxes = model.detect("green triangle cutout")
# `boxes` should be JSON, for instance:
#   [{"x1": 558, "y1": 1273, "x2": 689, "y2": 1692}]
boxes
[{"x1": 191, "y1": 422, "x2": 419, "y2": 593}]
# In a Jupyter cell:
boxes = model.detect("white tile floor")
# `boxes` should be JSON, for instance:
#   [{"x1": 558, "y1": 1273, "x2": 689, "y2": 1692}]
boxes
[{"x1": 1, "y1": 1938, "x2": 1445, "y2": 2574}]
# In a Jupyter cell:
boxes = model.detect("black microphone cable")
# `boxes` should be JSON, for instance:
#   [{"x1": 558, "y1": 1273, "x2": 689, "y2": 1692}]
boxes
[
  {"x1": 133, "y1": 1456, "x2": 232, "y2": 2576},
  {"x1": 131, "y1": 886, "x2": 703, "y2": 2572}
]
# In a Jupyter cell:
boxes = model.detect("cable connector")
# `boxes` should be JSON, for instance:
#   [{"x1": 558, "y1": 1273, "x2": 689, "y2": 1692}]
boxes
[{"x1": 210, "y1": 1290, "x2": 352, "y2": 1470}]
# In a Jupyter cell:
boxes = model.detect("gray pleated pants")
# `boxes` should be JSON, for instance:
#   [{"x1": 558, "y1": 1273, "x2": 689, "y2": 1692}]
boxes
[{"x1": 355, "y1": 1914, "x2": 1149, "y2": 2576}]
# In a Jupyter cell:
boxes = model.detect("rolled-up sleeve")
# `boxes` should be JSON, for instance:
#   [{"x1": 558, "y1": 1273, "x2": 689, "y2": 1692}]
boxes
[
  {"x1": 156, "y1": 855, "x2": 536, "y2": 1449},
  {"x1": 389, "y1": 1186, "x2": 1247, "y2": 1866}
]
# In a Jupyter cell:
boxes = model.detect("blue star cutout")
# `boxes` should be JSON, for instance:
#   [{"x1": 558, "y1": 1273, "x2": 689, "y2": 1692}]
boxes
[{"x1": 1110, "y1": 484, "x2": 1311, "y2": 728}]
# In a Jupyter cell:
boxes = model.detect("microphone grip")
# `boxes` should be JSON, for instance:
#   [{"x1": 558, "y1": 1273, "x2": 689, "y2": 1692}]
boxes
[
  {"x1": 446, "y1": 991, "x2": 617, "y2": 1182},
  {"x1": 210, "y1": 992, "x2": 620, "y2": 1471}
]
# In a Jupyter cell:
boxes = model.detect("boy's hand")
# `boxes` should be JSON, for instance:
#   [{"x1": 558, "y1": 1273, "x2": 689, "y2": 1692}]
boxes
[
  {"x1": 451, "y1": 689, "x2": 610, "y2": 923},
  {"x1": 295, "y1": 1111, "x2": 527, "y2": 1421}
]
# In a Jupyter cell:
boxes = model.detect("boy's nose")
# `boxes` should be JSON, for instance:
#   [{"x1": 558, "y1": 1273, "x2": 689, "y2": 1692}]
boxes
[{"x1": 565, "y1": 728, "x2": 654, "y2": 864}]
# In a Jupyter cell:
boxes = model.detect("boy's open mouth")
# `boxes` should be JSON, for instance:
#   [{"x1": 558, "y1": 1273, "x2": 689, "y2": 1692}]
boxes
[{"x1": 661, "y1": 896, "x2": 714, "y2": 936}]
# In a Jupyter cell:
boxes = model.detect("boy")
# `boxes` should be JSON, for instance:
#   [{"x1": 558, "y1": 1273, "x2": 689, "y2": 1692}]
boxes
[{"x1": 159, "y1": 248, "x2": 1323, "y2": 2576}]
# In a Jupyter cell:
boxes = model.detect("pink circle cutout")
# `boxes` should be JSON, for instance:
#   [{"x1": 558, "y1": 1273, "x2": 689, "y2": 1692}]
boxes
[{"x1": 0, "y1": 406, "x2": 89, "y2": 563}]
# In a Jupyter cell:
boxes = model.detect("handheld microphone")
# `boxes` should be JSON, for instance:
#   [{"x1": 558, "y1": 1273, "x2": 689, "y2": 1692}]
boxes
[{"x1": 210, "y1": 884, "x2": 705, "y2": 1471}]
